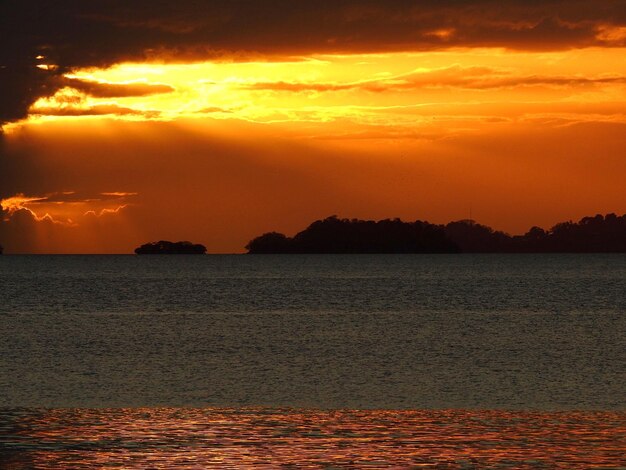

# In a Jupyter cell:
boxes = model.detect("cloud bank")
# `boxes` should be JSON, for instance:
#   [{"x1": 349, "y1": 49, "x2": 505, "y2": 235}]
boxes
[{"x1": 2, "y1": 0, "x2": 626, "y2": 125}]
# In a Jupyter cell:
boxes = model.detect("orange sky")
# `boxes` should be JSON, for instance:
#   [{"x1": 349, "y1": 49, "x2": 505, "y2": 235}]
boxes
[{"x1": 1, "y1": 2, "x2": 626, "y2": 253}]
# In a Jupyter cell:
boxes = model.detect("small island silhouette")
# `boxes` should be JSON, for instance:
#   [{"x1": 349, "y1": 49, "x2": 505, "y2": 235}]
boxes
[
  {"x1": 135, "y1": 240, "x2": 207, "y2": 255},
  {"x1": 246, "y1": 214, "x2": 626, "y2": 253}
]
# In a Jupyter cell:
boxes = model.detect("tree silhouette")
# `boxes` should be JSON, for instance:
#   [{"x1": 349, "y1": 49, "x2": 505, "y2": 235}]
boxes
[
  {"x1": 247, "y1": 216, "x2": 458, "y2": 254},
  {"x1": 135, "y1": 240, "x2": 206, "y2": 254},
  {"x1": 246, "y1": 214, "x2": 626, "y2": 253}
]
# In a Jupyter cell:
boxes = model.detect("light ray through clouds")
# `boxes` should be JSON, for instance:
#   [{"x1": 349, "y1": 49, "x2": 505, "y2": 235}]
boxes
[
  {"x1": 15, "y1": 48, "x2": 626, "y2": 136},
  {"x1": 2, "y1": 1, "x2": 626, "y2": 253}
]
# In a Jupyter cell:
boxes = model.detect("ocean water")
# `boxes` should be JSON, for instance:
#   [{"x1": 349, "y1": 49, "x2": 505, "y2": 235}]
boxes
[{"x1": 1, "y1": 254, "x2": 625, "y2": 467}]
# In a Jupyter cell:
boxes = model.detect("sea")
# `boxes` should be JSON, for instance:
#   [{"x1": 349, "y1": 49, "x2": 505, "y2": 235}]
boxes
[{"x1": 0, "y1": 254, "x2": 624, "y2": 468}]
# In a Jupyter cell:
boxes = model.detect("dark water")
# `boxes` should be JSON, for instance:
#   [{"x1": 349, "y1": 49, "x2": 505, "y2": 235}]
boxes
[{"x1": 1, "y1": 255, "x2": 625, "y2": 467}]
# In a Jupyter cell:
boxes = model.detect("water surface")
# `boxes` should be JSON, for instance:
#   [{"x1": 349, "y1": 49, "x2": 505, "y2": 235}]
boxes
[
  {"x1": 1, "y1": 254, "x2": 625, "y2": 467},
  {"x1": 1, "y1": 254, "x2": 624, "y2": 409},
  {"x1": 1, "y1": 408, "x2": 624, "y2": 468}
]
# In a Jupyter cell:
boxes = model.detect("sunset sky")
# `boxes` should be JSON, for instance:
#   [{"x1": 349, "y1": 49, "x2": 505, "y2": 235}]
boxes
[{"x1": 1, "y1": 1, "x2": 626, "y2": 253}]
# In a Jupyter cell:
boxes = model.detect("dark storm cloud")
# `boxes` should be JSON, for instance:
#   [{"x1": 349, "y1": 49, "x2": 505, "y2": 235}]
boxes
[{"x1": 2, "y1": 0, "x2": 626, "y2": 126}]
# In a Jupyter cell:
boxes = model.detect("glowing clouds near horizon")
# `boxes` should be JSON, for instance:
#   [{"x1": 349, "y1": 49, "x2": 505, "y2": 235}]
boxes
[
  {"x1": 1, "y1": 192, "x2": 137, "y2": 223},
  {"x1": 0, "y1": 192, "x2": 140, "y2": 253}
]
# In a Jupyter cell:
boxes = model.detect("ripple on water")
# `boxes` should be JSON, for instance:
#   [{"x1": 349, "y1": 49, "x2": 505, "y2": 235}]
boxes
[{"x1": 0, "y1": 408, "x2": 625, "y2": 468}]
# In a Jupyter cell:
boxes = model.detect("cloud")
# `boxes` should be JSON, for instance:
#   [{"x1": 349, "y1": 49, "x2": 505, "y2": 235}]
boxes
[
  {"x1": 0, "y1": 203, "x2": 136, "y2": 253},
  {"x1": 0, "y1": 194, "x2": 48, "y2": 215},
  {"x1": 446, "y1": 74, "x2": 626, "y2": 90},
  {"x1": 100, "y1": 192, "x2": 138, "y2": 197},
  {"x1": 241, "y1": 66, "x2": 626, "y2": 93},
  {"x1": 84, "y1": 204, "x2": 128, "y2": 217},
  {"x1": 26, "y1": 86, "x2": 162, "y2": 118},
  {"x1": 0, "y1": 190, "x2": 139, "y2": 253},
  {"x1": 243, "y1": 81, "x2": 356, "y2": 93},
  {"x1": 195, "y1": 107, "x2": 233, "y2": 114},
  {"x1": 2, "y1": 0, "x2": 626, "y2": 126},
  {"x1": 1, "y1": 191, "x2": 138, "y2": 217},
  {"x1": 31, "y1": 104, "x2": 159, "y2": 117},
  {"x1": 36, "y1": 191, "x2": 137, "y2": 203},
  {"x1": 61, "y1": 77, "x2": 174, "y2": 98}
]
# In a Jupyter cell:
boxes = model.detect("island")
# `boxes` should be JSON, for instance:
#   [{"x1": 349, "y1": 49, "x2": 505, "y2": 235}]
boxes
[
  {"x1": 246, "y1": 216, "x2": 458, "y2": 254},
  {"x1": 246, "y1": 214, "x2": 626, "y2": 253},
  {"x1": 135, "y1": 240, "x2": 207, "y2": 254}
]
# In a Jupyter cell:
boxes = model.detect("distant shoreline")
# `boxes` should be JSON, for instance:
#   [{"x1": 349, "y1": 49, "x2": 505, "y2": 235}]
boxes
[
  {"x1": 246, "y1": 214, "x2": 626, "y2": 254},
  {"x1": 2, "y1": 252, "x2": 626, "y2": 256},
  {"x1": 134, "y1": 240, "x2": 207, "y2": 255},
  {"x1": 2, "y1": 213, "x2": 626, "y2": 255}
]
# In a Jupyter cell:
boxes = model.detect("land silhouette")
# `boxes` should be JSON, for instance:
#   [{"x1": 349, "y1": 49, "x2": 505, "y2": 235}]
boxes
[
  {"x1": 2, "y1": 214, "x2": 625, "y2": 254},
  {"x1": 246, "y1": 214, "x2": 626, "y2": 254},
  {"x1": 135, "y1": 241, "x2": 206, "y2": 254}
]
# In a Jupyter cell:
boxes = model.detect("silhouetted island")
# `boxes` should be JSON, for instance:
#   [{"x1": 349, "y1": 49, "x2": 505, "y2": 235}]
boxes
[
  {"x1": 0, "y1": 244, "x2": 3, "y2": 255},
  {"x1": 135, "y1": 241, "x2": 207, "y2": 254},
  {"x1": 246, "y1": 216, "x2": 458, "y2": 254},
  {"x1": 246, "y1": 214, "x2": 626, "y2": 253}
]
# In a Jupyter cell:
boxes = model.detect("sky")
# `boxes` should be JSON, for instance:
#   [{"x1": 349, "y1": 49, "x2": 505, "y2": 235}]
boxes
[{"x1": 1, "y1": 0, "x2": 626, "y2": 253}]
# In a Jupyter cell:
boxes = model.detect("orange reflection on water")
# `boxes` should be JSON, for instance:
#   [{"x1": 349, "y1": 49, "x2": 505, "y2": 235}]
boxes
[{"x1": 1, "y1": 408, "x2": 624, "y2": 468}]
